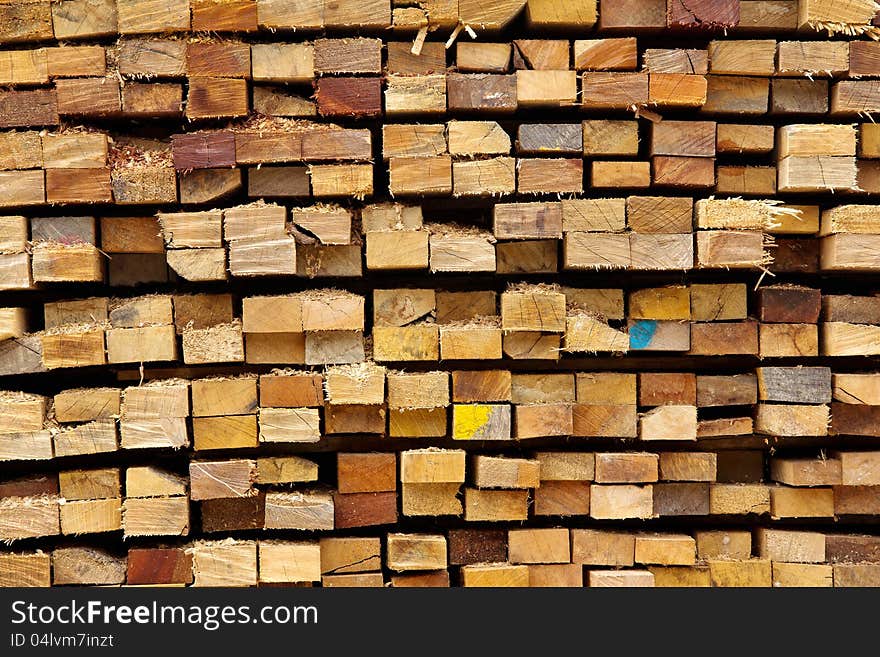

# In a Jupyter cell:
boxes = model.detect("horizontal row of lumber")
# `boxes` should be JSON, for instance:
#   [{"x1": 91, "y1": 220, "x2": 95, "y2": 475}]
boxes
[
  {"x1": 4, "y1": 38, "x2": 880, "y2": 81},
  {"x1": 2, "y1": 0, "x2": 878, "y2": 44},
  {"x1": 0, "y1": 365, "x2": 879, "y2": 457},
  {"x1": 4, "y1": 285, "x2": 880, "y2": 373},
  {"x1": 4, "y1": 38, "x2": 880, "y2": 83},
  {"x1": 0, "y1": 156, "x2": 873, "y2": 201},
  {"x1": 0, "y1": 225, "x2": 855, "y2": 282},
  {"x1": 2, "y1": 72, "x2": 880, "y2": 119},
  {"x1": 0, "y1": 132, "x2": 876, "y2": 214},
  {"x1": 3, "y1": 37, "x2": 880, "y2": 85},
  {"x1": 0, "y1": 124, "x2": 878, "y2": 206},
  {"x1": 3, "y1": 201, "x2": 880, "y2": 285},
  {"x1": 8, "y1": 72, "x2": 880, "y2": 121},
  {"x1": 1, "y1": 447, "x2": 879, "y2": 535},
  {"x1": 5, "y1": 37, "x2": 880, "y2": 81},
  {"x1": 5, "y1": 528, "x2": 880, "y2": 587}
]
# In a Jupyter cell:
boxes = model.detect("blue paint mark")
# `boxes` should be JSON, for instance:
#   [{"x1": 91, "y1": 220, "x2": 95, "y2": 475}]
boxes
[{"x1": 629, "y1": 320, "x2": 657, "y2": 350}]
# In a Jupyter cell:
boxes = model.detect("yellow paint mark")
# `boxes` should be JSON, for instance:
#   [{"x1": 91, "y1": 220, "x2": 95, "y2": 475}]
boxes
[{"x1": 452, "y1": 404, "x2": 492, "y2": 440}]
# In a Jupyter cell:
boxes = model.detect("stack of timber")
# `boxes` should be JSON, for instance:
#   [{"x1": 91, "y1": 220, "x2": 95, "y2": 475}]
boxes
[{"x1": 2, "y1": 0, "x2": 880, "y2": 588}]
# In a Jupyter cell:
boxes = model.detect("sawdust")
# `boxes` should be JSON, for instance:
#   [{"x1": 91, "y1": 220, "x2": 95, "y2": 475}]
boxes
[
  {"x1": 40, "y1": 321, "x2": 109, "y2": 336},
  {"x1": 0, "y1": 494, "x2": 59, "y2": 509},
  {"x1": 295, "y1": 288, "x2": 362, "y2": 303},
  {"x1": 223, "y1": 199, "x2": 277, "y2": 211},
  {"x1": 31, "y1": 241, "x2": 100, "y2": 253},
  {"x1": 138, "y1": 378, "x2": 190, "y2": 388},
  {"x1": 108, "y1": 293, "x2": 172, "y2": 312},
  {"x1": 325, "y1": 361, "x2": 386, "y2": 383},
  {"x1": 505, "y1": 281, "x2": 563, "y2": 294},
  {"x1": 0, "y1": 390, "x2": 46, "y2": 403},
  {"x1": 440, "y1": 314, "x2": 501, "y2": 328},
  {"x1": 186, "y1": 536, "x2": 251, "y2": 551},
  {"x1": 49, "y1": 124, "x2": 108, "y2": 136},
  {"x1": 109, "y1": 138, "x2": 173, "y2": 170},
  {"x1": 292, "y1": 202, "x2": 349, "y2": 215},
  {"x1": 267, "y1": 367, "x2": 319, "y2": 376},
  {"x1": 425, "y1": 222, "x2": 495, "y2": 240},
  {"x1": 191, "y1": 372, "x2": 258, "y2": 383},
  {"x1": 228, "y1": 115, "x2": 337, "y2": 133}
]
